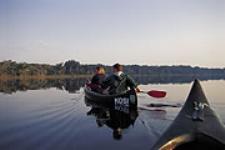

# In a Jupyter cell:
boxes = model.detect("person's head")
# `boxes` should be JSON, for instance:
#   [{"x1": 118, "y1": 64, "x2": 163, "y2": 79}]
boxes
[
  {"x1": 112, "y1": 63, "x2": 123, "y2": 73},
  {"x1": 95, "y1": 66, "x2": 105, "y2": 75},
  {"x1": 113, "y1": 128, "x2": 123, "y2": 140}
]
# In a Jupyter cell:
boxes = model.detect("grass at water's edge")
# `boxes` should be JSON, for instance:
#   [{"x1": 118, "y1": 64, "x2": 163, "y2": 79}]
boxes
[
  {"x1": 0, "y1": 73, "x2": 224, "y2": 81},
  {"x1": 0, "y1": 74, "x2": 92, "y2": 81}
]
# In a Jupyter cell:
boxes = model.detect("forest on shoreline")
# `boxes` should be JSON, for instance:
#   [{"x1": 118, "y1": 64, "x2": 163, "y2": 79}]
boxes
[{"x1": 0, "y1": 60, "x2": 225, "y2": 80}]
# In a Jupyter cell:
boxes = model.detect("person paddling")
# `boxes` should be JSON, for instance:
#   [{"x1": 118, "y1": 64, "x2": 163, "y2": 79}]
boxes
[
  {"x1": 103, "y1": 63, "x2": 141, "y2": 94},
  {"x1": 90, "y1": 66, "x2": 106, "y2": 93}
]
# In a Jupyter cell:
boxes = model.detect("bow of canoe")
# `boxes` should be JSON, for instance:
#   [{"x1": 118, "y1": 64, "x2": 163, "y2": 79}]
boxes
[{"x1": 152, "y1": 79, "x2": 225, "y2": 150}]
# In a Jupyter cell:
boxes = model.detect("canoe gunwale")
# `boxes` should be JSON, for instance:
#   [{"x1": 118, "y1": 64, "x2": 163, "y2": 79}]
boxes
[{"x1": 159, "y1": 133, "x2": 225, "y2": 150}]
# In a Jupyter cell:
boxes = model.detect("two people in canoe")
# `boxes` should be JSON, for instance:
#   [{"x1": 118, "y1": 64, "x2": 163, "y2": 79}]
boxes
[{"x1": 90, "y1": 63, "x2": 141, "y2": 94}]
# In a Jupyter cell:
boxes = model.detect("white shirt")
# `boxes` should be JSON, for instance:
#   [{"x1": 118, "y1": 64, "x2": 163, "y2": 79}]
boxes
[{"x1": 114, "y1": 71, "x2": 123, "y2": 77}]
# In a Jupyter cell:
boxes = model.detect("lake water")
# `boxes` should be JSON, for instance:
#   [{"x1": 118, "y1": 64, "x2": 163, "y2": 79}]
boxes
[{"x1": 0, "y1": 78, "x2": 224, "y2": 150}]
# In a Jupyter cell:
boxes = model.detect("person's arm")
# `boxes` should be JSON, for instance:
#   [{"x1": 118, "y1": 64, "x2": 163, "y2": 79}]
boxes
[
  {"x1": 126, "y1": 75, "x2": 141, "y2": 92},
  {"x1": 91, "y1": 75, "x2": 98, "y2": 84},
  {"x1": 102, "y1": 74, "x2": 112, "y2": 89}
]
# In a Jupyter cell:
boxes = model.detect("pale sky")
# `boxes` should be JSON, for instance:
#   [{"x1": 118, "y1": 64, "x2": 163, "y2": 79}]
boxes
[{"x1": 1, "y1": 0, "x2": 225, "y2": 67}]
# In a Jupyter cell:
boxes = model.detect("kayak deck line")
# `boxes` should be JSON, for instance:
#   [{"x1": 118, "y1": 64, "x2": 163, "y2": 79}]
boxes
[{"x1": 152, "y1": 79, "x2": 225, "y2": 150}]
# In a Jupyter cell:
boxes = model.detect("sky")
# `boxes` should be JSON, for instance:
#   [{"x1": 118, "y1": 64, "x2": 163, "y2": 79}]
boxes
[{"x1": 0, "y1": 0, "x2": 225, "y2": 67}]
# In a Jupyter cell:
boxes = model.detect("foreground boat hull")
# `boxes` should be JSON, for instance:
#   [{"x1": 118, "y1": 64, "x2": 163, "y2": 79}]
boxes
[{"x1": 152, "y1": 79, "x2": 225, "y2": 150}]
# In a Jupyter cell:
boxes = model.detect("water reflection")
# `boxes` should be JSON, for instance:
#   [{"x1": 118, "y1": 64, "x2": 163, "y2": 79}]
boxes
[
  {"x1": 134, "y1": 74, "x2": 225, "y2": 84},
  {"x1": 0, "y1": 78, "x2": 87, "y2": 94},
  {"x1": 0, "y1": 75, "x2": 225, "y2": 94},
  {"x1": 85, "y1": 98, "x2": 138, "y2": 140},
  {"x1": 0, "y1": 79, "x2": 224, "y2": 150}
]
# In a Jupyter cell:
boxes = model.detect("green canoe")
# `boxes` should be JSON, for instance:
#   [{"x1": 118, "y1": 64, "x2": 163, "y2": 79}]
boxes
[
  {"x1": 152, "y1": 79, "x2": 225, "y2": 150},
  {"x1": 84, "y1": 86, "x2": 137, "y2": 108}
]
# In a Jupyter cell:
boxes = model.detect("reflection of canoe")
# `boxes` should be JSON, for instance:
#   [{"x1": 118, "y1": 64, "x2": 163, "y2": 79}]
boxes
[
  {"x1": 146, "y1": 103, "x2": 182, "y2": 108},
  {"x1": 152, "y1": 80, "x2": 225, "y2": 150},
  {"x1": 85, "y1": 95, "x2": 139, "y2": 140},
  {"x1": 84, "y1": 86, "x2": 137, "y2": 108}
]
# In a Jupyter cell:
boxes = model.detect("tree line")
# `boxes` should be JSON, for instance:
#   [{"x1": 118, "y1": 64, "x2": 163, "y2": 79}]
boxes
[{"x1": 0, "y1": 60, "x2": 225, "y2": 78}]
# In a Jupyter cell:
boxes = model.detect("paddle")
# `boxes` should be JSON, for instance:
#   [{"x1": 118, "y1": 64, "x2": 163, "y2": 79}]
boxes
[{"x1": 139, "y1": 90, "x2": 167, "y2": 98}]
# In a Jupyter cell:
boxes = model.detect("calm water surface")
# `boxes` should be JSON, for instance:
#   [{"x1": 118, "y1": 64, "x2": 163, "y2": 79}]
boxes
[{"x1": 0, "y1": 79, "x2": 224, "y2": 150}]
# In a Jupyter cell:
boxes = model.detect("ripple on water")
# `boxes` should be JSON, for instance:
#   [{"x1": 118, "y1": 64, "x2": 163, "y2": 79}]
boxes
[
  {"x1": 1, "y1": 80, "x2": 225, "y2": 150},
  {"x1": 0, "y1": 91, "x2": 87, "y2": 150}
]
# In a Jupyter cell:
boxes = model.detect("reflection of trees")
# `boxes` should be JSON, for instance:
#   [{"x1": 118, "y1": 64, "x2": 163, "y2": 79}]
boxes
[
  {"x1": 0, "y1": 78, "x2": 87, "y2": 94},
  {"x1": 63, "y1": 79, "x2": 87, "y2": 93},
  {"x1": 133, "y1": 75, "x2": 225, "y2": 85},
  {"x1": 0, "y1": 74, "x2": 225, "y2": 94}
]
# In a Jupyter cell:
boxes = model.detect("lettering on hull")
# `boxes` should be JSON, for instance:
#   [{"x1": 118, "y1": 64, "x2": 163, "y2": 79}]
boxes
[{"x1": 114, "y1": 97, "x2": 129, "y2": 107}]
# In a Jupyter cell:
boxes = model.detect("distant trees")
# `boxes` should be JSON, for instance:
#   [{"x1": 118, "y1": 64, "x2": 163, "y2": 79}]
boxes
[
  {"x1": 0, "y1": 60, "x2": 225, "y2": 78},
  {"x1": 64, "y1": 60, "x2": 80, "y2": 74},
  {"x1": 0, "y1": 60, "x2": 52, "y2": 76}
]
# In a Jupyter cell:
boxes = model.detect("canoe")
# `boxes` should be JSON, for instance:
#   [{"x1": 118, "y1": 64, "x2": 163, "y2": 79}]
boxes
[
  {"x1": 152, "y1": 79, "x2": 225, "y2": 150},
  {"x1": 85, "y1": 95, "x2": 138, "y2": 117},
  {"x1": 84, "y1": 85, "x2": 138, "y2": 109}
]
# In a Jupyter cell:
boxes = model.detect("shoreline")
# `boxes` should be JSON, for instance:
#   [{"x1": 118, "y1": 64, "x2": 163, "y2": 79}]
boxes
[
  {"x1": 0, "y1": 73, "x2": 224, "y2": 81},
  {"x1": 0, "y1": 74, "x2": 92, "y2": 81}
]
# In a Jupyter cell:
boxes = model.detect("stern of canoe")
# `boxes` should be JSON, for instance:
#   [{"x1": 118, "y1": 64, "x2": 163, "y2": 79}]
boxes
[{"x1": 84, "y1": 87, "x2": 138, "y2": 109}]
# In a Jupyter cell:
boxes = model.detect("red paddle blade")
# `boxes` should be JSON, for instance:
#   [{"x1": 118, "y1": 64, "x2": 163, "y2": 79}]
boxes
[{"x1": 147, "y1": 90, "x2": 167, "y2": 98}]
